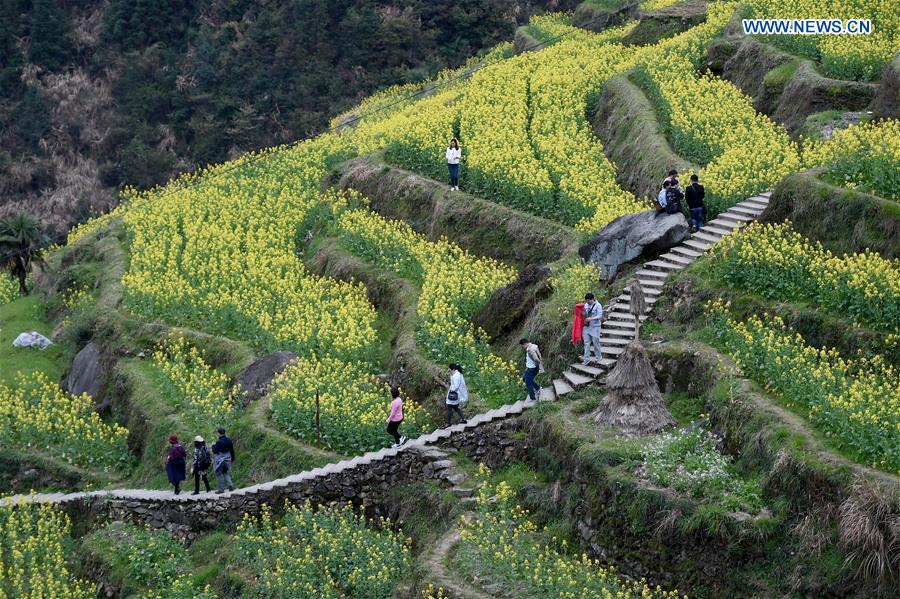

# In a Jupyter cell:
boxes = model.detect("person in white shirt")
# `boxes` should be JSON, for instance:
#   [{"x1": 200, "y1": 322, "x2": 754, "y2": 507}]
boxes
[
  {"x1": 519, "y1": 338, "x2": 545, "y2": 401},
  {"x1": 656, "y1": 180, "x2": 670, "y2": 212},
  {"x1": 445, "y1": 138, "x2": 461, "y2": 191},
  {"x1": 582, "y1": 293, "x2": 603, "y2": 366},
  {"x1": 446, "y1": 363, "x2": 468, "y2": 425}
]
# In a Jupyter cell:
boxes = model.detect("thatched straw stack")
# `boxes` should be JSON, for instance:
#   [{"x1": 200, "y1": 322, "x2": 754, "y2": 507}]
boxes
[{"x1": 592, "y1": 340, "x2": 675, "y2": 436}]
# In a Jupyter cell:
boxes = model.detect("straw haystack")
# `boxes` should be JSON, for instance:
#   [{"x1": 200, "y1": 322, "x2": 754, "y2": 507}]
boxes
[{"x1": 592, "y1": 340, "x2": 675, "y2": 436}]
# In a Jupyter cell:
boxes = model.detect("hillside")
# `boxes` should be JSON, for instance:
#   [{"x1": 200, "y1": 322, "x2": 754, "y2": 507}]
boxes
[
  {"x1": 0, "y1": 0, "x2": 572, "y2": 237},
  {"x1": 1, "y1": 1, "x2": 898, "y2": 598}
]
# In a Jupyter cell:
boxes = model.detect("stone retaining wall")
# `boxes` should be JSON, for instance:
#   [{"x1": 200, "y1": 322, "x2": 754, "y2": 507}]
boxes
[{"x1": 12, "y1": 403, "x2": 532, "y2": 539}]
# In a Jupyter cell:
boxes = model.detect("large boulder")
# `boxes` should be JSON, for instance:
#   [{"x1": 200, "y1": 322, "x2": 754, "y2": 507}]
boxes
[
  {"x1": 472, "y1": 265, "x2": 552, "y2": 340},
  {"x1": 66, "y1": 342, "x2": 103, "y2": 399},
  {"x1": 233, "y1": 351, "x2": 298, "y2": 407},
  {"x1": 579, "y1": 211, "x2": 688, "y2": 280}
]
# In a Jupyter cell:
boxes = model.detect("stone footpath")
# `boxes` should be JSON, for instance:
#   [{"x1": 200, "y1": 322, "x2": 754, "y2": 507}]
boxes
[
  {"x1": 543, "y1": 191, "x2": 772, "y2": 400},
  {"x1": 3, "y1": 192, "x2": 771, "y2": 535}
]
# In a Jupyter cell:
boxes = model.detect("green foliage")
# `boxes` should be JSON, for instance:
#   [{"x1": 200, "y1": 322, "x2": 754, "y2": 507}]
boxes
[
  {"x1": 709, "y1": 303, "x2": 900, "y2": 472},
  {"x1": 641, "y1": 428, "x2": 764, "y2": 513},
  {"x1": 0, "y1": 503, "x2": 95, "y2": 597},
  {"x1": 0, "y1": 295, "x2": 65, "y2": 386},
  {"x1": 84, "y1": 522, "x2": 215, "y2": 599},
  {"x1": 235, "y1": 502, "x2": 411, "y2": 598},
  {"x1": 28, "y1": 0, "x2": 69, "y2": 70},
  {"x1": 15, "y1": 86, "x2": 50, "y2": 154},
  {"x1": 456, "y1": 474, "x2": 684, "y2": 598},
  {"x1": 706, "y1": 222, "x2": 899, "y2": 332}
]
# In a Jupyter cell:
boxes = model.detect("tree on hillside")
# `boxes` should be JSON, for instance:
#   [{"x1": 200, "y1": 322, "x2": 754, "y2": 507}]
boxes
[
  {"x1": 29, "y1": 0, "x2": 69, "y2": 70},
  {"x1": 0, "y1": 213, "x2": 49, "y2": 295}
]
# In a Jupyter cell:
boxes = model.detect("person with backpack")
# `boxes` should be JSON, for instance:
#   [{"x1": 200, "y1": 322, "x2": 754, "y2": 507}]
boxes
[
  {"x1": 212, "y1": 427, "x2": 236, "y2": 493},
  {"x1": 519, "y1": 338, "x2": 545, "y2": 401},
  {"x1": 191, "y1": 435, "x2": 212, "y2": 495},
  {"x1": 386, "y1": 386, "x2": 407, "y2": 447},
  {"x1": 665, "y1": 180, "x2": 684, "y2": 216},
  {"x1": 165, "y1": 434, "x2": 186, "y2": 495},
  {"x1": 685, "y1": 174, "x2": 705, "y2": 231},
  {"x1": 446, "y1": 363, "x2": 468, "y2": 426},
  {"x1": 446, "y1": 138, "x2": 461, "y2": 191}
]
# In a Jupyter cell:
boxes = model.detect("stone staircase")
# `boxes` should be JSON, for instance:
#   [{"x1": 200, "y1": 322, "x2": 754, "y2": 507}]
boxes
[
  {"x1": 3, "y1": 193, "x2": 771, "y2": 510},
  {"x1": 539, "y1": 191, "x2": 771, "y2": 401}
]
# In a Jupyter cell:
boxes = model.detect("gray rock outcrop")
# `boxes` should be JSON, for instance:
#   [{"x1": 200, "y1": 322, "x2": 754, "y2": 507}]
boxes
[
  {"x1": 233, "y1": 351, "x2": 298, "y2": 407},
  {"x1": 472, "y1": 264, "x2": 551, "y2": 340},
  {"x1": 66, "y1": 342, "x2": 104, "y2": 399},
  {"x1": 579, "y1": 211, "x2": 688, "y2": 279}
]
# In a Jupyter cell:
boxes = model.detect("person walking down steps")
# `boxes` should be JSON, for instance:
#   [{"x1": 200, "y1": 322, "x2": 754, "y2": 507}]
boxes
[
  {"x1": 446, "y1": 138, "x2": 461, "y2": 191},
  {"x1": 520, "y1": 337, "x2": 545, "y2": 401},
  {"x1": 386, "y1": 386, "x2": 407, "y2": 448},
  {"x1": 165, "y1": 434, "x2": 186, "y2": 495},
  {"x1": 582, "y1": 293, "x2": 603, "y2": 366},
  {"x1": 212, "y1": 427, "x2": 235, "y2": 493},
  {"x1": 191, "y1": 435, "x2": 212, "y2": 495},
  {"x1": 446, "y1": 363, "x2": 468, "y2": 426}
]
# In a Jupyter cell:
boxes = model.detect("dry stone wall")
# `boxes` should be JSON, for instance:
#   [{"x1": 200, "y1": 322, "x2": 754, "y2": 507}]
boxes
[{"x1": 10, "y1": 402, "x2": 532, "y2": 539}]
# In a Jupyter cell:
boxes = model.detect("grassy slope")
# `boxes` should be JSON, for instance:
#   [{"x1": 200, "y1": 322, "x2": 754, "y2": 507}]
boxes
[{"x1": 0, "y1": 295, "x2": 66, "y2": 386}]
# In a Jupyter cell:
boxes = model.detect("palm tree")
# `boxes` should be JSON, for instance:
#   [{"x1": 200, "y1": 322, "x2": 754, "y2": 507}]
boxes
[{"x1": 0, "y1": 213, "x2": 50, "y2": 295}]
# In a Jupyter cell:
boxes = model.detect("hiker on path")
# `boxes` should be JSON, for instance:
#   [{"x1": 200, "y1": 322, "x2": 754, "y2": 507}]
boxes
[
  {"x1": 165, "y1": 434, "x2": 186, "y2": 495},
  {"x1": 446, "y1": 363, "x2": 468, "y2": 426},
  {"x1": 191, "y1": 435, "x2": 212, "y2": 495},
  {"x1": 520, "y1": 337, "x2": 545, "y2": 402},
  {"x1": 212, "y1": 427, "x2": 235, "y2": 493},
  {"x1": 386, "y1": 386, "x2": 407, "y2": 447},
  {"x1": 686, "y1": 174, "x2": 705, "y2": 232},
  {"x1": 581, "y1": 293, "x2": 603, "y2": 366},
  {"x1": 446, "y1": 138, "x2": 461, "y2": 191},
  {"x1": 656, "y1": 180, "x2": 670, "y2": 212}
]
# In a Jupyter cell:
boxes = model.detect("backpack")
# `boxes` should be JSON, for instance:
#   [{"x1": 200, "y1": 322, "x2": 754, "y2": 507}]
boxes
[
  {"x1": 196, "y1": 446, "x2": 211, "y2": 471},
  {"x1": 665, "y1": 188, "x2": 682, "y2": 215}
]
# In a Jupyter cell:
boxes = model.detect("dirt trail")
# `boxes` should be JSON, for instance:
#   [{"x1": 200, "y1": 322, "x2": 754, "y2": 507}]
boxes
[
  {"x1": 422, "y1": 515, "x2": 494, "y2": 599},
  {"x1": 251, "y1": 394, "x2": 341, "y2": 461}
]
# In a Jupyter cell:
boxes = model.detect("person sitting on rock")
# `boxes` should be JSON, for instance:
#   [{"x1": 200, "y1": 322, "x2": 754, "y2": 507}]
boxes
[
  {"x1": 656, "y1": 180, "x2": 670, "y2": 213},
  {"x1": 191, "y1": 435, "x2": 212, "y2": 495},
  {"x1": 665, "y1": 169, "x2": 680, "y2": 190}
]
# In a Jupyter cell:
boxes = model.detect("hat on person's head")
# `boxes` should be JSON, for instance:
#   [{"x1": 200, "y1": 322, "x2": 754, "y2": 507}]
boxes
[
  {"x1": 217, "y1": 427, "x2": 226, "y2": 434},
  {"x1": 169, "y1": 434, "x2": 178, "y2": 443},
  {"x1": 194, "y1": 435, "x2": 204, "y2": 443}
]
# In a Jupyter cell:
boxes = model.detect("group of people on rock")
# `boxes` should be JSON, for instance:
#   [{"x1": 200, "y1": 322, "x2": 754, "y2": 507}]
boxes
[
  {"x1": 165, "y1": 427, "x2": 236, "y2": 495},
  {"x1": 656, "y1": 169, "x2": 706, "y2": 232}
]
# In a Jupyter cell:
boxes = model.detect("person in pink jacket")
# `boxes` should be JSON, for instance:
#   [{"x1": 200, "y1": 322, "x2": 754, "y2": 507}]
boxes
[{"x1": 386, "y1": 386, "x2": 407, "y2": 447}]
